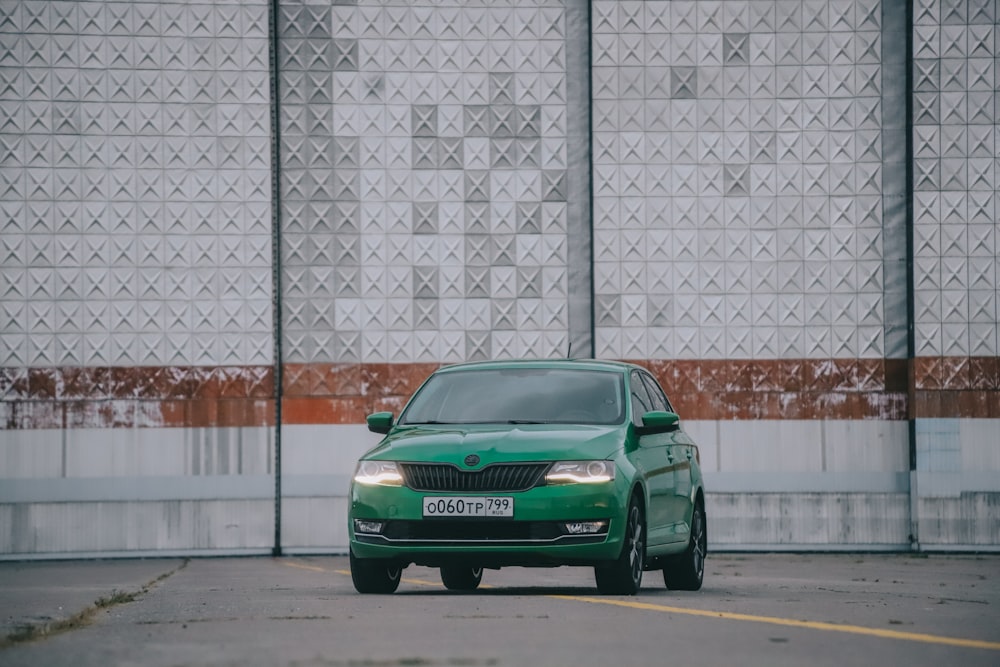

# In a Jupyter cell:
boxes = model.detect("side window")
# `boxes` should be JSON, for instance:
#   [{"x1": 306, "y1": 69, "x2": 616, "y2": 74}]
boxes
[
  {"x1": 629, "y1": 371, "x2": 652, "y2": 427},
  {"x1": 640, "y1": 372, "x2": 668, "y2": 412},
  {"x1": 644, "y1": 375, "x2": 677, "y2": 412}
]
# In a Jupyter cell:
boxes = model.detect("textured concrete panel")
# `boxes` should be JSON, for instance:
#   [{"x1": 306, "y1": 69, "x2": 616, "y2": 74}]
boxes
[
  {"x1": 912, "y1": 0, "x2": 1000, "y2": 357},
  {"x1": 0, "y1": 0, "x2": 274, "y2": 368},
  {"x1": 278, "y1": 0, "x2": 588, "y2": 364},
  {"x1": 590, "y1": 0, "x2": 902, "y2": 360}
]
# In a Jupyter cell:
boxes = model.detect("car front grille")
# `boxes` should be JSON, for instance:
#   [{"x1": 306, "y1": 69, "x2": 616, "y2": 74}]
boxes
[{"x1": 399, "y1": 462, "x2": 548, "y2": 492}]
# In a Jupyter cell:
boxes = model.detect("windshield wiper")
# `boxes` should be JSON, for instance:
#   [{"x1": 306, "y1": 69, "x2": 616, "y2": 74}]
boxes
[
  {"x1": 401, "y1": 420, "x2": 460, "y2": 425},
  {"x1": 403, "y1": 419, "x2": 553, "y2": 426}
]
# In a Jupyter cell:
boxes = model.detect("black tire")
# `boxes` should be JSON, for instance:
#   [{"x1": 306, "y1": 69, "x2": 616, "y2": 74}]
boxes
[
  {"x1": 594, "y1": 494, "x2": 645, "y2": 595},
  {"x1": 350, "y1": 549, "x2": 402, "y2": 594},
  {"x1": 663, "y1": 499, "x2": 706, "y2": 591},
  {"x1": 440, "y1": 565, "x2": 483, "y2": 591}
]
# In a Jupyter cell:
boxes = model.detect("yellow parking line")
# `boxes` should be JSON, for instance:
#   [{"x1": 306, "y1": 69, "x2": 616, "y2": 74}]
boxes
[
  {"x1": 336, "y1": 567, "x2": 439, "y2": 587},
  {"x1": 281, "y1": 560, "x2": 998, "y2": 652},
  {"x1": 281, "y1": 561, "x2": 326, "y2": 573},
  {"x1": 281, "y1": 560, "x2": 439, "y2": 587},
  {"x1": 550, "y1": 596, "x2": 1000, "y2": 652}
]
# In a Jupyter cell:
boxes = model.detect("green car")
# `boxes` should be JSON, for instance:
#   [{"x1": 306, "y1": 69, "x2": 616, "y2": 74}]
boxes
[{"x1": 348, "y1": 359, "x2": 707, "y2": 595}]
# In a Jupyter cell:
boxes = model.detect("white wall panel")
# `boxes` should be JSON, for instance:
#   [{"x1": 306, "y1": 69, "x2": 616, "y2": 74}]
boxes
[
  {"x1": 0, "y1": 429, "x2": 63, "y2": 478},
  {"x1": 0, "y1": 500, "x2": 274, "y2": 558},
  {"x1": 717, "y1": 420, "x2": 825, "y2": 473},
  {"x1": 281, "y1": 424, "x2": 379, "y2": 477},
  {"x1": 959, "y1": 419, "x2": 1000, "y2": 472},
  {"x1": 281, "y1": 497, "x2": 350, "y2": 552},
  {"x1": 0, "y1": 426, "x2": 274, "y2": 557},
  {"x1": 823, "y1": 420, "x2": 910, "y2": 472},
  {"x1": 708, "y1": 492, "x2": 911, "y2": 548},
  {"x1": 60, "y1": 427, "x2": 273, "y2": 478},
  {"x1": 917, "y1": 494, "x2": 1000, "y2": 547}
]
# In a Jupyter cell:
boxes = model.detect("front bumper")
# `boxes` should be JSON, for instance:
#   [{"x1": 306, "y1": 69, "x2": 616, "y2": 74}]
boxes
[{"x1": 349, "y1": 480, "x2": 628, "y2": 568}]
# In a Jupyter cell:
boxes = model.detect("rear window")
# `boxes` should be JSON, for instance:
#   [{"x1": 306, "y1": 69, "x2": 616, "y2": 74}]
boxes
[{"x1": 398, "y1": 368, "x2": 626, "y2": 426}]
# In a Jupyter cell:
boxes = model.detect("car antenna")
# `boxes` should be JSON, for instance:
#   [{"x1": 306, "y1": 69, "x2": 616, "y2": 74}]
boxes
[{"x1": 567, "y1": 341, "x2": 572, "y2": 359}]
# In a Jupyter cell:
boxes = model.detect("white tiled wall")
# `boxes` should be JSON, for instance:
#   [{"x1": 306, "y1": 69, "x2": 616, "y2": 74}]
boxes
[
  {"x1": 912, "y1": 0, "x2": 999, "y2": 357},
  {"x1": 0, "y1": 0, "x2": 274, "y2": 368},
  {"x1": 277, "y1": 0, "x2": 583, "y2": 364},
  {"x1": 590, "y1": 0, "x2": 903, "y2": 360}
]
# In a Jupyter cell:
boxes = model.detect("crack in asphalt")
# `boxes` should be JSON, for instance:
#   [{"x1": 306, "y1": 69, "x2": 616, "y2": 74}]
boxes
[{"x1": 0, "y1": 559, "x2": 190, "y2": 650}]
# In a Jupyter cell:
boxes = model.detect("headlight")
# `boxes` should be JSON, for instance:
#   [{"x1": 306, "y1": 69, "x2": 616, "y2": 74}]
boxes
[
  {"x1": 353, "y1": 461, "x2": 403, "y2": 486},
  {"x1": 545, "y1": 461, "x2": 615, "y2": 484}
]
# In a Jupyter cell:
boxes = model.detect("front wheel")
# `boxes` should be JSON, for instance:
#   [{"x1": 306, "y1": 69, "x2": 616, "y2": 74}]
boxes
[
  {"x1": 594, "y1": 495, "x2": 645, "y2": 595},
  {"x1": 350, "y1": 549, "x2": 402, "y2": 594},
  {"x1": 440, "y1": 565, "x2": 483, "y2": 591},
  {"x1": 663, "y1": 499, "x2": 706, "y2": 591}
]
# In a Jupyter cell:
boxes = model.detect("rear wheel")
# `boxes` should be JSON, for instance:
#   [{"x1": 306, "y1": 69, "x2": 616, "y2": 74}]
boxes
[
  {"x1": 440, "y1": 565, "x2": 483, "y2": 591},
  {"x1": 594, "y1": 495, "x2": 644, "y2": 595},
  {"x1": 663, "y1": 499, "x2": 706, "y2": 591},
  {"x1": 350, "y1": 549, "x2": 402, "y2": 594}
]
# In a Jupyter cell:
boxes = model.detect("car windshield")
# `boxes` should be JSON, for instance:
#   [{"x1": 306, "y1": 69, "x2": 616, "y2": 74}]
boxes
[{"x1": 398, "y1": 368, "x2": 626, "y2": 426}]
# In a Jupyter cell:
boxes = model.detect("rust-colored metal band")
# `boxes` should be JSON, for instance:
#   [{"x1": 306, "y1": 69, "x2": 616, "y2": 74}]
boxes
[{"x1": 2, "y1": 358, "x2": 997, "y2": 429}]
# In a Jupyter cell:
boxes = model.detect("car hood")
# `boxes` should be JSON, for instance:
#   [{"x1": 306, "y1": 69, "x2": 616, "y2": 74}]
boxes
[{"x1": 366, "y1": 424, "x2": 626, "y2": 466}]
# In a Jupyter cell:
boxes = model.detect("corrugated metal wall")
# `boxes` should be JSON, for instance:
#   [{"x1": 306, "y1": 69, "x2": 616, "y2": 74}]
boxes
[{"x1": 1, "y1": 0, "x2": 997, "y2": 558}]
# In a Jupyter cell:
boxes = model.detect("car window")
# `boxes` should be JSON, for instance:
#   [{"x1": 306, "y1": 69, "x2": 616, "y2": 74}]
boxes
[
  {"x1": 640, "y1": 372, "x2": 672, "y2": 413},
  {"x1": 398, "y1": 368, "x2": 626, "y2": 426},
  {"x1": 629, "y1": 371, "x2": 652, "y2": 427}
]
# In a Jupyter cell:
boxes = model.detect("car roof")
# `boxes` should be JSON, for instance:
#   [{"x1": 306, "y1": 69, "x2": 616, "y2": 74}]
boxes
[{"x1": 432, "y1": 359, "x2": 643, "y2": 375}]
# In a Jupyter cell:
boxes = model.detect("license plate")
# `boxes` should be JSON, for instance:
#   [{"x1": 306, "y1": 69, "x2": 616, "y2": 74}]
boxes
[{"x1": 422, "y1": 496, "x2": 514, "y2": 518}]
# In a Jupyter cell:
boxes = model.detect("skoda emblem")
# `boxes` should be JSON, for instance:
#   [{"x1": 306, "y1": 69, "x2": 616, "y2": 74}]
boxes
[{"x1": 464, "y1": 454, "x2": 480, "y2": 467}]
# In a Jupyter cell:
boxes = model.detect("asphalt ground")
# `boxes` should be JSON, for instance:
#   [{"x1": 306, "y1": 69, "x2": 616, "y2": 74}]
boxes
[{"x1": 0, "y1": 554, "x2": 998, "y2": 667}]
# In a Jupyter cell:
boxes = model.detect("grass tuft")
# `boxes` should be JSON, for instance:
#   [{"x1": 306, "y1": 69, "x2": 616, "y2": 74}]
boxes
[{"x1": 95, "y1": 590, "x2": 138, "y2": 608}]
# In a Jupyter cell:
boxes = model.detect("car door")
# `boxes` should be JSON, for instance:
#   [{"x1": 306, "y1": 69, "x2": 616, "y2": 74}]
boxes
[
  {"x1": 628, "y1": 370, "x2": 678, "y2": 547},
  {"x1": 641, "y1": 372, "x2": 694, "y2": 536}
]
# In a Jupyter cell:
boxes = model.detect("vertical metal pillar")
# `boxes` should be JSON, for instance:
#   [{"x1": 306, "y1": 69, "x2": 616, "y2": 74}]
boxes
[
  {"x1": 566, "y1": 0, "x2": 595, "y2": 358},
  {"x1": 903, "y1": 0, "x2": 919, "y2": 551},
  {"x1": 268, "y1": 0, "x2": 284, "y2": 557}
]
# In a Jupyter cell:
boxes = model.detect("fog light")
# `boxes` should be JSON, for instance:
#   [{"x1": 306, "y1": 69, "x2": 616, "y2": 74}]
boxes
[
  {"x1": 562, "y1": 521, "x2": 607, "y2": 535},
  {"x1": 354, "y1": 519, "x2": 385, "y2": 534}
]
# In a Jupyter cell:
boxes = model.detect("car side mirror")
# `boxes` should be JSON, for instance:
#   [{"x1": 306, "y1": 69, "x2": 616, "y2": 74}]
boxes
[
  {"x1": 638, "y1": 410, "x2": 680, "y2": 435},
  {"x1": 366, "y1": 412, "x2": 394, "y2": 435}
]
